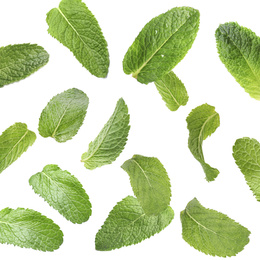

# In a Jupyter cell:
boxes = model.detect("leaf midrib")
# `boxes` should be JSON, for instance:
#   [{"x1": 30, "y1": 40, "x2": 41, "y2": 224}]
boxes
[
  {"x1": 221, "y1": 25, "x2": 260, "y2": 85},
  {"x1": 81, "y1": 104, "x2": 120, "y2": 163},
  {"x1": 197, "y1": 112, "x2": 218, "y2": 160},
  {"x1": 109, "y1": 211, "x2": 146, "y2": 247},
  {"x1": 185, "y1": 208, "x2": 236, "y2": 242},
  {"x1": 40, "y1": 170, "x2": 82, "y2": 214},
  {"x1": 57, "y1": 7, "x2": 91, "y2": 53},
  {"x1": 156, "y1": 79, "x2": 180, "y2": 107},
  {"x1": 0, "y1": 214, "x2": 57, "y2": 241},
  {"x1": 132, "y1": 11, "x2": 196, "y2": 79},
  {"x1": 0, "y1": 129, "x2": 29, "y2": 166},
  {"x1": 51, "y1": 100, "x2": 73, "y2": 138},
  {"x1": 131, "y1": 159, "x2": 152, "y2": 187},
  {"x1": 185, "y1": 208, "x2": 217, "y2": 235}
]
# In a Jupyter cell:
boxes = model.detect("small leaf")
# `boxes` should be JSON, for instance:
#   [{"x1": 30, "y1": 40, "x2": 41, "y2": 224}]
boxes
[
  {"x1": 0, "y1": 207, "x2": 63, "y2": 251},
  {"x1": 186, "y1": 104, "x2": 220, "y2": 181},
  {"x1": 123, "y1": 7, "x2": 200, "y2": 84},
  {"x1": 0, "y1": 123, "x2": 36, "y2": 174},
  {"x1": 154, "y1": 71, "x2": 188, "y2": 111},
  {"x1": 216, "y1": 22, "x2": 260, "y2": 100},
  {"x1": 233, "y1": 137, "x2": 260, "y2": 201},
  {"x1": 0, "y1": 44, "x2": 49, "y2": 87},
  {"x1": 38, "y1": 88, "x2": 89, "y2": 143},
  {"x1": 95, "y1": 196, "x2": 174, "y2": 251},
  {"x1": 29, "y1": 164, "x2": 92, "y2": 224},
  {"x1": 47, "y1": 0, "x2": 109, "y2": 78},
  {"x1": 121, "y1": 155, "x2": 171, "y2": 215},
  {"x1": 81, "y1": 98, "x2": 130, "y2": 170},
  {"x1": 181, "y1": 198, "x2": 250, "y2": 257}
]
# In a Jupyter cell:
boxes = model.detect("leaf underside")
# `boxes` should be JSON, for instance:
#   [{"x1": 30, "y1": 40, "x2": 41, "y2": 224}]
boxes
[
  {"x1": 29, "y1": 164, "x2": 92, "y2": 224},
  {"x1": 181, "y1": 198, "x2": 250, "y2": 257},
  {"x1": 186, "y1": 104, "x2": 220, "y2": 181},
  {"x1": 0, "y1": 43, "x2": 49, "y2": 87},
  {"x1": 38, "y1": 88, "x2": 89, "y2": 143},
  {"x1": 95, "y1": 196, "x2": 174, "y2": 251},
  {"x1": 121, "y1": 155, "x2": 171, "y2": 215},
  {"x1": 0, "y1": 123, "x2": 36, "y2": 174},
  {"x1": 81, "y1": 98, "x2": 130, "y2": 170},
  {"x1": 216, "y1": 22, "x2": 260, "y2": 100},
  {"x1": 154, "y1": 71, "x2": 188, "y2": 111},
  {"x1": 233, "y1": 137, "x2": 260, "y2": 201},
  {"x1": 47, "y1": 0, "x2": 109, "y2": 78},
  {"x1": 123, "y1": 6, "x2": 200, "y2": 84},
  {"x1": 0, "y1": 207, "x2": 63, "y2": 251}
]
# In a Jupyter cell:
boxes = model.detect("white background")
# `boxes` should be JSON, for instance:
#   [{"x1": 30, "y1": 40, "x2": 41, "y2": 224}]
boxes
[{"x1": 0, "y1": 0, "x2": 260, "y2": 259}]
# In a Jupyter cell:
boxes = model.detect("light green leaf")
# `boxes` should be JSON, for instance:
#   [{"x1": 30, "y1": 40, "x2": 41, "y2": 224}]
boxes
[
  {"x1": 123, "y1": 7, "x2": 200, "y2": 84},
  {"x1": 233, "y1": 137, "x2": 260, "y2": 201},
  {"x1": 0, "y1": 207, "x2": 63, "y2": 251},
  {"x1": 47, "y1": 0, "x2": 109, "y2": 78},
  {"x1": 0, "y1": 123, "x2": 36, "y2": 174},
  {"x1": 81, "y1": 98, "x2": 130, "y2": 170},
  {"x1": 38, "y1": 88, "x2": 89, "y2": 143},
  {"x1": 186, "y1": 104, "x2": 220, "y2": 181},
  {"x1": 181, "y1": 198, "x2": 250, "y2": 257},
  {"x1": 154, "y1": 71, "x2": 188, "y2": 111},
  {"x1": 121, "y1": 155, "x2": 171, "y2": 215},
  {"x1": 29, "y1": 165, "x2": 92, "y2": 224},
  {"x1": 216, "y1": 22, "x2": 260, "y2": 100},
  {"x1": 95, "y1": 196, "x2": 174, "y2": 251},
  {"x1": 0, "y1": 44, "x2": 49, "y2": 87}
]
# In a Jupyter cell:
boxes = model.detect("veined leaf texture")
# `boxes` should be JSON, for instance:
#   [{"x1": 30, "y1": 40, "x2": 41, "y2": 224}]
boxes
[
  {"x1": 123, "y1": 7, "x2": 200, "y2": 84},
  {"x1": 181, "y1": 198, "x2": 250, "y2": 257},
  {"x1": 81, "y1": 98, "x2": 130, "y2": 170},
  {"x1": 0, "y1": 123, "x2": 36, "y2": 174},
  {"x1": 0, "y1": 44, "x2": 49, "y2": 87},
  {"x1": 38, "y1": 88, "x2": 89, "y2": 143},
  {"x1": 0, "y1": 207, "x2": 63, "y2": 251},
  {"x1": 47, "y1": 0, "x2": 109, "y2": 78},
  {"x1": 29, "y1": 164, "x2": 92, "y2": 224}
]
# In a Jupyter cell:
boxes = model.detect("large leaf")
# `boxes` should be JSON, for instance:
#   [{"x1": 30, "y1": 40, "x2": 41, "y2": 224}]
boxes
[
  {"x1": 181, "y1": 198, "x2": 250, "y2": 257},
  {"x1": 95, "y1": 196, "x2": 174, "y2": 251},
  {"x1": 0, "y1": 207, "x2": 63, "y2": 251},
  {"x1": 38, "y1": 88, "x2": 89, "y2": 143},
  {"x1": 186, "y1": 104, "x2": 220, "y2": 181},
  {"x1": 0, "y1": 44, "x2": 49, "y2": 87},
  {"x1": 121, "y1": 155, "x2": 171, "y2": 215},
  {"x1": 216, "y1": 22, "x2": 260, "y2": 100},
  {"x1": 233, "y1": 137, "x2": 260, "y2": 201},
  {"x1": 29, "y1": 165, "x2": 92, "y2": 224},
  {"x1": 0, "y1": 123, "x2": 36, "y2": 174},
  {"x1": 123, "y1": 7, "x2": 200, "y2": 84},
  {"x1": 81, "y1": 98, "x2": 130, "y2": 170},
  {"x1": 47, "y1": 0, "x2": 109, "y2": 78},
  {"x1": 154, "y1": 71, "x2": 188, "y2": 111}
]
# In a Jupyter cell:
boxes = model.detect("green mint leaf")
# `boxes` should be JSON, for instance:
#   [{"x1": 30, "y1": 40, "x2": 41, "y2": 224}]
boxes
[
  {"x1": 121, "y1": 155, "x2": 171, "y2": 215},
  {"x1": 0, "y1": 44, "x2": 49, "y2": 87},
  {"x1": 154, "y1": 71, "x2": 188, "y2": 111},
  {"x1": 95, "y1": 196, "x2": 174, "y2": 251},
  {"x1": 0, "y1": 123, "x2": 36, "y2": 174},
  {"x1": 186, "y1": 104, "x2": 220, "y2": 181},
  {"x1": 29, "y1": 165, "x2": 92, "y2": 224},
  {"x1": 81, "y1": 98, "x2": 130, "y2": 170},
  {"x1": 47, "y1": 0, "x2": 109, "y2": 78},
  {"x1": 38, "y1": 88, "x2": 89, "y2": 143},
  {"x1": 0, "y1": 207, "x2": 63, "y2": 251},
  {"x1": 216, "y1": 22, "x2": 260, "y2": 100},
  {"x1": 123, "y1": 7, "x2": 200, "y2": 84},
  {"x1": 181, "y1": 198, "x2": 250, "y2": 257},
  {"x1": 233, "y1": 137, "x2": 260, "y2": 201}
]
